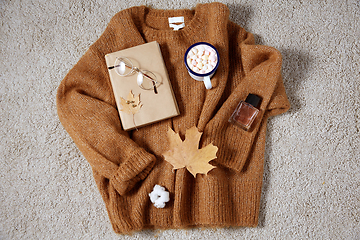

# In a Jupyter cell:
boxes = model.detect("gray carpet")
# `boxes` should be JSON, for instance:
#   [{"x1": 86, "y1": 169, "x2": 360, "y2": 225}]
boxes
[{"x1": 1, "y1": 0, "x2": 359, "y2": 239}]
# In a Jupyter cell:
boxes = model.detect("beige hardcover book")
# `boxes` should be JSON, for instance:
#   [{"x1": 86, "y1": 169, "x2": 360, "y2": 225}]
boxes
[{"x1": 105, "y1": 41, "x2": 180, "y2": 131}]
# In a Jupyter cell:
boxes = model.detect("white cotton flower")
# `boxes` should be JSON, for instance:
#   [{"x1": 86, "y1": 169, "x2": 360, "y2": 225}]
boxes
[{"x1": 149, "y1": 185, "x2": 170, "y2": 208}]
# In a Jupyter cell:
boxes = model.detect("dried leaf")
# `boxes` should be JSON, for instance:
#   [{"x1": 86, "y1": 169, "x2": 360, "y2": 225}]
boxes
[
  {"x1": 120, "y1": 90, "x2": 142, "y2": 115},
  {"x1": 163, "y1": 126, "x2": 217, "y2": 177}
]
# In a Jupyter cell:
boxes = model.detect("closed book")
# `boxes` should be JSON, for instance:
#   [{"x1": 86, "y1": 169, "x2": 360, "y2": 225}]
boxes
[{"x1": 105, "y1": 41, "x2": 180, "y2": 131}]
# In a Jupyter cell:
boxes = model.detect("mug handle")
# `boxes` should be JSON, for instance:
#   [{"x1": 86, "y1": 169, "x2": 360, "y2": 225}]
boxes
[{"x1": 203, "y1": 76, "x2": 212, "y2": 89}]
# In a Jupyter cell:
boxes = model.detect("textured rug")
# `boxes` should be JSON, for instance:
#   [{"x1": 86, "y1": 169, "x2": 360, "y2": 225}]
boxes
[{"x1": 1, "y1": 0, "x2": 359, "y2": 239}]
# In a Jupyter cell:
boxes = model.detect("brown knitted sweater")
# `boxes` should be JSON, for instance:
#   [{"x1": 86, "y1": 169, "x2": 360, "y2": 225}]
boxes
[{"x1": 57, "y1": 2, "x2": 290, "y2": 234}]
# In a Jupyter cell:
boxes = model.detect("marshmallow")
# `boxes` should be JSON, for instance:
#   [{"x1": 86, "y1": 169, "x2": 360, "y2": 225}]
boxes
[
  {"x1": 186, "y1": 44, "x2": 218, "y2": 75},
  {"x1": 209, "y1": 55, "x2": 216, "y2": 62},
  {"x1": 205, "y1": 47, "x2": 213, "y2": 52},
  {"x1": 204, "y1": 64, "x2": 211, "y2": 72},
  {"x1": 187, "y1": 58, "x2": 192, "y2": 66}
]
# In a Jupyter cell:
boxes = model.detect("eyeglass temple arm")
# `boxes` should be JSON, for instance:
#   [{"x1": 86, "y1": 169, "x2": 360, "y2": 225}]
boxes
[
  {"x1": 134, "y1": 68, "x2": 158, "y2": 94},
  {"x1": 129, "y1": 65, "x2": 158, "y2": 94},
  {"x1": 108, "y1": 63, "x2": 158, "y2": 94}
]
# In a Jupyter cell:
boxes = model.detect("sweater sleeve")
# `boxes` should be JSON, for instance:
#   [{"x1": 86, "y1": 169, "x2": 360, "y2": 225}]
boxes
[
  {"x1": 206, "y1": 26, "x2": 290, "y2": 172},
  {"x1": 56, "y1": 36, "x2": 156, "y2": 196},
  {"x1": 240, "y1": 32, "x2": 291, "y2": 118}
]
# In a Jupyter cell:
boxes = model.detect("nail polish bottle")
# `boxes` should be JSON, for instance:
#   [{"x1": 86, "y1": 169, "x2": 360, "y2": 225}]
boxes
[{"x1": 229, "y1": 94, "x2": 262, "y2": 131}]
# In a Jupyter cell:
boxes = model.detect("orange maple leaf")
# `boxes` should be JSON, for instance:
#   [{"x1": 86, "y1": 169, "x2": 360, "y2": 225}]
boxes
[
  {"x1": 163, "y1": 126, "x2": 217, "y2": 177},
  {"x1": 120, "y1": 90, "x2": 142, "y2": 115}
]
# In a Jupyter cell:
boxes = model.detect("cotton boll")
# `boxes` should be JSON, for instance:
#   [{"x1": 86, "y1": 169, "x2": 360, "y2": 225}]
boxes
[
  {"x1": 149, "y1": 185, "x2": 170, "y2": 208},
  {"x1": 149, "y1": 190, "x2": 159, "y2": 203},
  {"x1": 154, "y1": 201, "x2": 165, "y2": 208},
  {"x1": 153, "y1": 185, "x2": 165, "y2": 193},
  {"x1": 154, "y1": 191, "x2": 169, "y2": 208}
]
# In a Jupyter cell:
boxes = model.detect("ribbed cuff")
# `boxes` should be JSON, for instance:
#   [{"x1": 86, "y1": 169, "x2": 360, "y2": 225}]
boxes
[
  {"x1": 110, "y1": 148, "x2": 156, "y2": 195},
  {"x1": 215, "y1": 128, "x2": 253, "y2": 172},
  {"x1": 202, "y1": 115, "x2": 256, "y2": 173}
]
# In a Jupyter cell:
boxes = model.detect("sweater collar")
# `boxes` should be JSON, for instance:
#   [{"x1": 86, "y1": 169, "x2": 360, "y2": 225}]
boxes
[{"x1": 139, "y1": 4, "x2": 205, "y2": 38}]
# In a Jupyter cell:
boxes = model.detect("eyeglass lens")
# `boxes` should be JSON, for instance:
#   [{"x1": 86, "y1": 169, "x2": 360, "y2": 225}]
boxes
[
  {"x1": 137, "y1": 70, "x2": 160, "y2": 90},
  {"x1": 115, "y1": 58, "x2": 133, "y2": 76},
  {"x1": 114, "y1": 57, "x2": 162, "y2": 93}
]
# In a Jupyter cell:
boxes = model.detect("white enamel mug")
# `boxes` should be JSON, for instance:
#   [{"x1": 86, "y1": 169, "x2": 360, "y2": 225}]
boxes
[{"x1": 184, "y1": 42, "x2": 220, "y2": 90}]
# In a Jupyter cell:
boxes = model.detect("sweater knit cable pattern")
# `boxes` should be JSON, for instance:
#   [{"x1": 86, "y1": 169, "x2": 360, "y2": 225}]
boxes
[{"x1": 57, "y1": 2, "x2": 290, "y2": 234}]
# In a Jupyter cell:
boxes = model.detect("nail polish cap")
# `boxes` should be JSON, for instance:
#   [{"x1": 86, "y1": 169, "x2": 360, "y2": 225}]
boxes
[{"x1": 245, "y1": 94, "x2": 261, "y2": 109}]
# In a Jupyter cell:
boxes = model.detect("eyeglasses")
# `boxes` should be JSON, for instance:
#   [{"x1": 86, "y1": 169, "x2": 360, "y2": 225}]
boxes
[{"x1": 108, "y1": 57, "x2": 161, "y2": 94}]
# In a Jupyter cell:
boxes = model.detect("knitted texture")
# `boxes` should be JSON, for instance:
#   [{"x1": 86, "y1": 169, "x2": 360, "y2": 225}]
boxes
[{"x1": 56, "y1": 2, "x2": 290, "y2": 234}]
